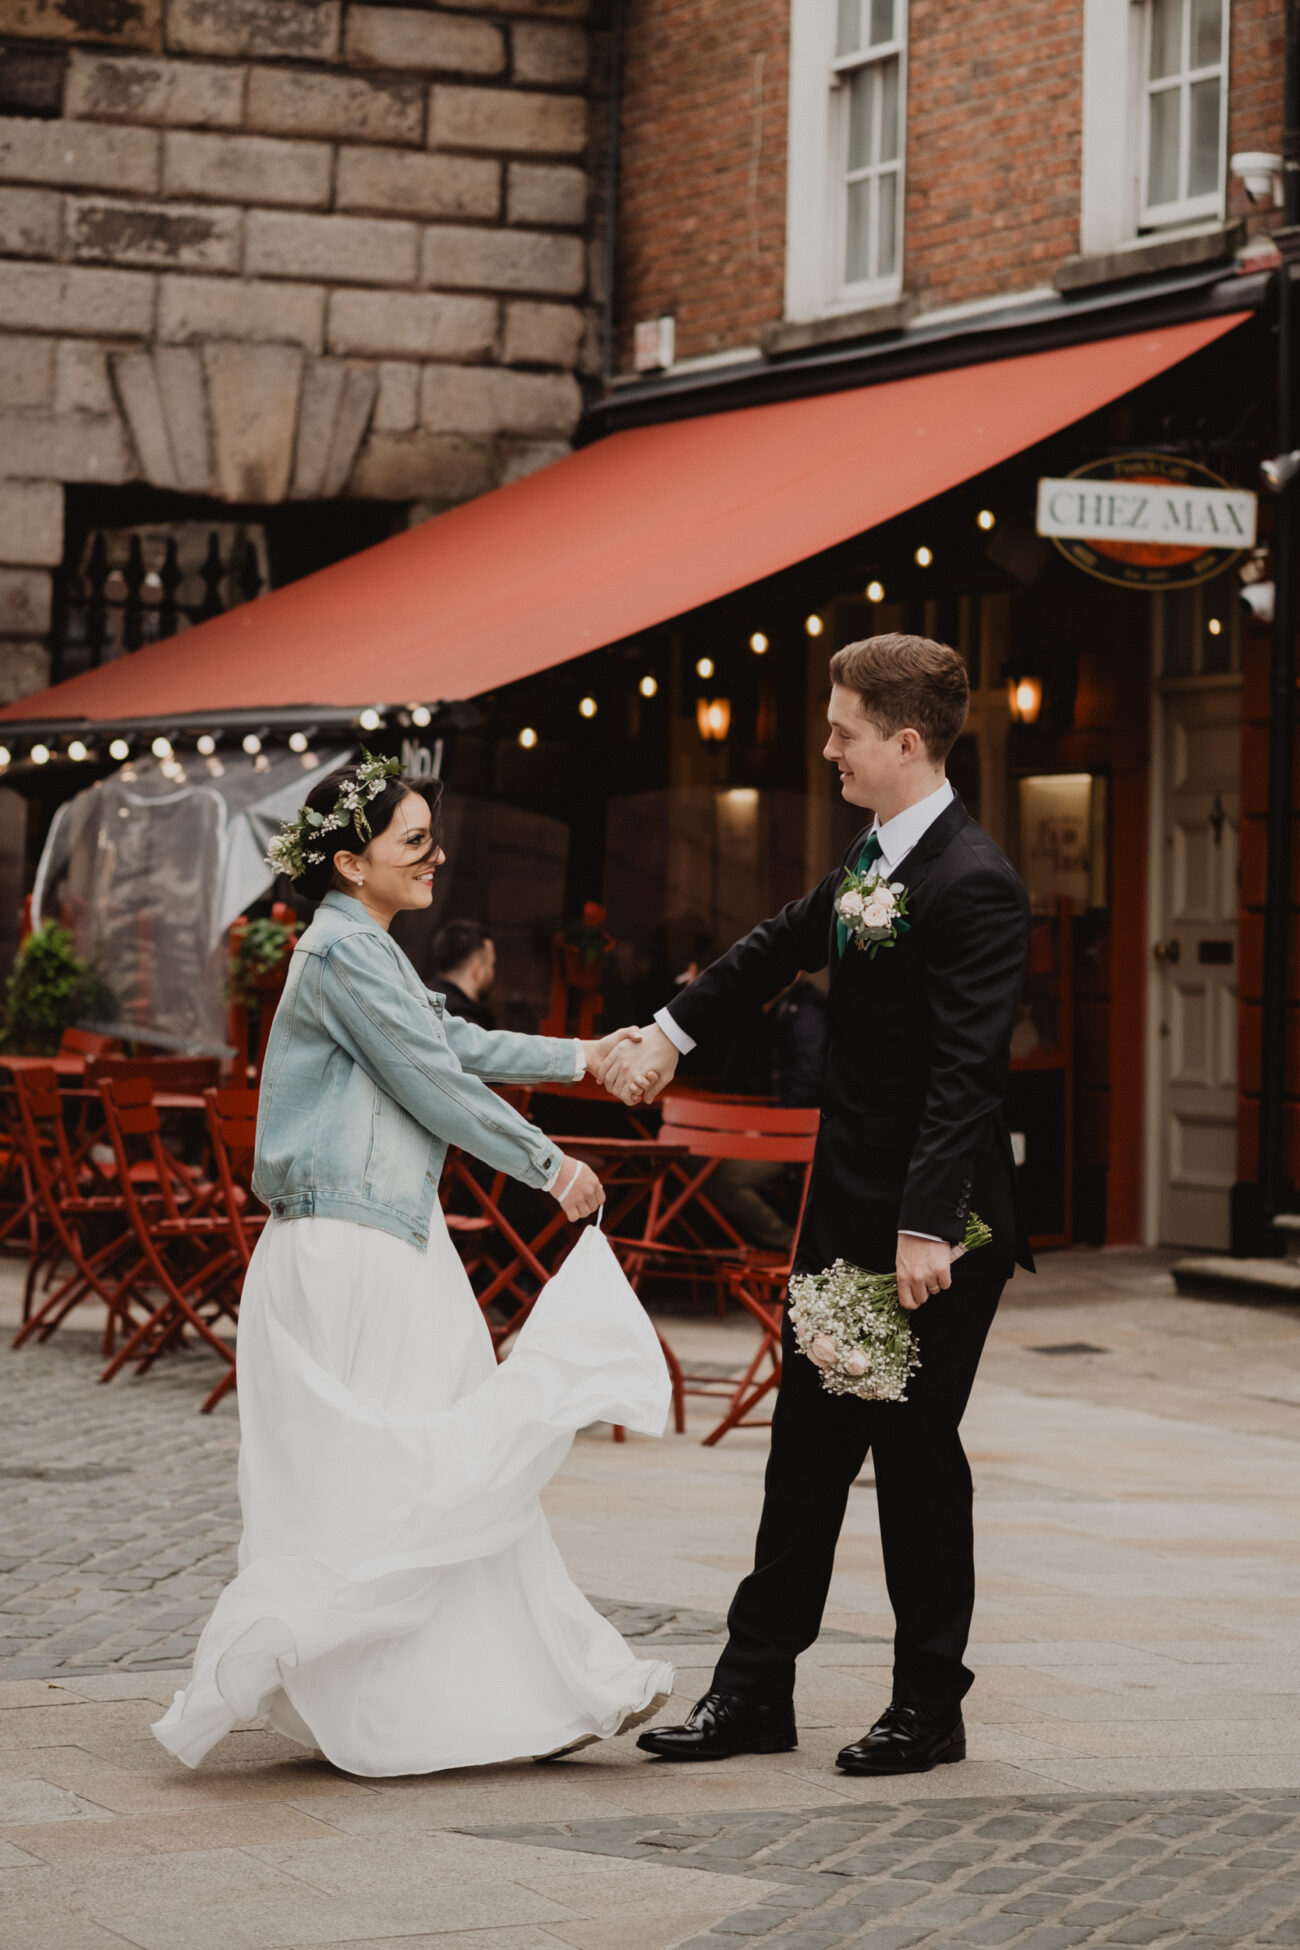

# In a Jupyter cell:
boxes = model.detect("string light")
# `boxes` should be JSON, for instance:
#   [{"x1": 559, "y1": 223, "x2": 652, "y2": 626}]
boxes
[
  {"x1": 865, "y1": 580, "x2": 885, "y2": 603},
  {"x1": 639, "y1": 674, "x2": 658, "y2": 698},
  {"x1": 0, "y1": 748, "x2": 10, "y2": 769},
  {"x1": 289, "y1": 731, "x2": 308, "y2": 753},
  {"x1": 977, "y1": 510, "x2": 996, "y2": 531},
  {"x1": 68, "y1": 740, "x2": 88, "y2": 762},
  {"x1": 411, "y1": 705, "x2": 432, "y2": 727},
  {"x1": 749, "y1": 632, "x2": 768, "y2": 654},
  {"x1": 242, "y1": 733, "x2": 261, "y2": 755},
  {"x1": 31, "y1": 743, "x2": 49, "y2": 765},
  {"x1": 805, "y1": 615, "x2": 824, "y2": 637},
  {"x1": 579, "y1": 695, "x2": 598, "y2": 718},
  {"x1": 1207, "y1": 618, "x2": 1223, "y2": 636},
  {"x1": 109, "y1": 739, "x2": 129, "y2": 761},
  {"x1": 196, "y1": 734, "x2": 216, "y2": 756},
  {"x1": 151, "y1": 736, "x2": 172, "y2": 759},
  {"x1": 914, "y1": 545, "x2": 933, "y2": 567},
  {"x1": 518, "y1": 726, "x2": 538, "y2": 749},
  {"x1": 359, "y1": 707, "x2": 382, "y2": 731},
  {"x1": 696, "y1": 656, "x2": 715, "y2": 679}
]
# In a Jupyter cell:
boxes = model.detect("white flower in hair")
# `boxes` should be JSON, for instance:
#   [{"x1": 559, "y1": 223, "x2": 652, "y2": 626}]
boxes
[{"x1": 263, "y1": 748, "x2": 404, "y2": 880}]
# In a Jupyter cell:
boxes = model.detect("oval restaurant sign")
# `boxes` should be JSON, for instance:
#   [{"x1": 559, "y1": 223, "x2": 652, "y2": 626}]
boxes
[{"x1": 1035, "y1": 455, "x2": 1257, "y2": 589}]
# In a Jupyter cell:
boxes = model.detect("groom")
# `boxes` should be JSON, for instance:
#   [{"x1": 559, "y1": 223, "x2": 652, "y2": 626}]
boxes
[{"x1": 600, "y1": 634, "x2": 1033, "y2": 1775}]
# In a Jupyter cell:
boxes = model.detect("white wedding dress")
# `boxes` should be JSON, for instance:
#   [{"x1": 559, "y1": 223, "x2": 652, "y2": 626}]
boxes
[{"x1": 153, "y1": 1209, "x2": 674, "y2": 1776}]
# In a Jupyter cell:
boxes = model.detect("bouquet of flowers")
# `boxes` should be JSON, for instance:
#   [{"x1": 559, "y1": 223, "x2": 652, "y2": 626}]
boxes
[{"x1": 788, "y1": 1214, "x2": 993, "y2": 1401}]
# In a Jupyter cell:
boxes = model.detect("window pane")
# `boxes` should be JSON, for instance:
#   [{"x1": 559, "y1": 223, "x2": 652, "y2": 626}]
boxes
[
  {"x1": 1149, "y1": 0, "x2": 1183, "y2": 78},
  {"x1": 1188, "y1": 75, "x2": 1220, "y2": 194},
  {"x1": 836, "y1": 0, "x2": 860, "y2": 58},
  {"x1": 869, "y1": 0, "x2": 894, "y2": 44},
  {"x1": 1202, "y1": 606, "x2": 1231, "y2": 674},
  {"x1": 845, "y1": 177, "x2": 872, "y2": 283},
  {"x1": 877, "y1": 170, "x2": 898, "y2": 276},
  {"x1": 1191, "y1": 0, "x2": 1222, "y2": 68},
  {"x1": 879, "y1": 56, "x2": 900, "y2": 160},
  {"x1": 1162, "y1": 590, "x2": 1196, "y2": 677},
  {"x1": 847, "y1": 65, "x2": 875, "y2": 172},
  {"x1": 1147, "y1": 86, "x2": 1181, "y2": 205}
]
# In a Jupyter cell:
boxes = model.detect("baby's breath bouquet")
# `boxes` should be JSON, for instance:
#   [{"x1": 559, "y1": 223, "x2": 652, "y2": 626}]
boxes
[{"x1": 788, "y1": 1214, "x2": 993, "y2": 1401}]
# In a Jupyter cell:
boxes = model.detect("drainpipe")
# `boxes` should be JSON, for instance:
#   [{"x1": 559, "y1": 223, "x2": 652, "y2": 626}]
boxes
[
  {"x1": 599, "y1": 0, "x2": 626, "y2": 392},
  {"x1": 1258, "y1": 0, "x2": 1300, "y2": 1239}
]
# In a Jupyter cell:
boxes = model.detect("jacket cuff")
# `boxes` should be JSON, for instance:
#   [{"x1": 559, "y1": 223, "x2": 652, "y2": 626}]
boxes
[{"x1": 655, "y1": 1006, "x2": 696, "y2": 1055}]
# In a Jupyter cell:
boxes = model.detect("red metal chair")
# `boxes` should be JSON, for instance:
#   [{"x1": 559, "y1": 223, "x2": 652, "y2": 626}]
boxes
[
  {"x1": 86, "y1": 1055, "x2": 222, "y2": 1096},
  {"x1": 611, "y1": 1099, "x2": 819, "y2": 1444},
  {"x1": 95, "y1": 1076, "x2": 239, "y2": 1412},
  {"x1": 196, "y1": 1086, "x2": 269, "y2": 1410}
]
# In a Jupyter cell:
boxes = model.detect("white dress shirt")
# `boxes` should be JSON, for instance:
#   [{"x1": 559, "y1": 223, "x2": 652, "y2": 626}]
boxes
[{"x1": 653, "y1": 776, "x2": 956, "y2": 1243}]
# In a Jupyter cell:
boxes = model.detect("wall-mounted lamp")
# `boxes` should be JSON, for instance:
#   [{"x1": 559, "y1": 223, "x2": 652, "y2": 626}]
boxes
[
  {"x1": 1008, "y1": 674, "x2": 1044, "y2": 725},
  {"x1": 697, "y1": 697, "x2": 732, "y2": 742}
]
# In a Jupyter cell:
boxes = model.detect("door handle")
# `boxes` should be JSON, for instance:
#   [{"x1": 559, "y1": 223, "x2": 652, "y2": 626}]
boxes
[{"x1": 1153, "y1": 939, "x2": 1181, "y2": 964}]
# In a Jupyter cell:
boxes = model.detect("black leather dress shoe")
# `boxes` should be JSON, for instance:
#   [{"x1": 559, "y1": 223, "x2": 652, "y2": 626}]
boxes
[
  {"x1": 636, "y1": 1690, "x2": 797, "y2": 1761},
  {"x1": 836, "y1": 1701, "x2": 966, "y2": 1775}
]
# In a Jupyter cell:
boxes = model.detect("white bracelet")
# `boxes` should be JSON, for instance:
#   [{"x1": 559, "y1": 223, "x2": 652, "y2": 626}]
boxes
[{"x1": 556, "y1": 1160, "x2": 583, "y2": 1204}]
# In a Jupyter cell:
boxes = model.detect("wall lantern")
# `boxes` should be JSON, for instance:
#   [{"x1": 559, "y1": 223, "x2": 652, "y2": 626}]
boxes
[
  {"x1": 1008, "y1": 673, "x2": 1044, "y2": 725},
  {"x1": 697, "y1": 697, "x2": 732, "y2": 742}
]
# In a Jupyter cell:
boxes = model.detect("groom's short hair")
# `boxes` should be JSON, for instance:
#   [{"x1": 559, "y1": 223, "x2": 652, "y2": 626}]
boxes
[{"x1": 829, "y1": 634, "x2": 969, "y2": 761}]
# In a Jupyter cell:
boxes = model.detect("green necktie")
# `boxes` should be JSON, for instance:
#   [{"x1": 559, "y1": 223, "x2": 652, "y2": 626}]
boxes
[{"x1": 836, "y1": 830, "x2": 884, "y2": 957}]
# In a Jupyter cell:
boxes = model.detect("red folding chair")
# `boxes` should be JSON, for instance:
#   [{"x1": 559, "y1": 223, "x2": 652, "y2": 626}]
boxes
[
  {"x1": 611, "y1": 1099, "x2": 819, "y2": 1444},
  {"x1": 196, "y1": 1086, "x2": 268, "y2": 1410},
  {"x1": 95, "y1": 1076, "x2": 239, "y2": 1411},
  {"x1": 8, "y1": 1064, "x2": 149, "y2": 1353}
]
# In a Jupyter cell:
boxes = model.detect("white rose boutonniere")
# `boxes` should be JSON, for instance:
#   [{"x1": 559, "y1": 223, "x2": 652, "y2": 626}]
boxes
[{"x1": 836, "y1": 864, "x2": 911, "y2": 958}]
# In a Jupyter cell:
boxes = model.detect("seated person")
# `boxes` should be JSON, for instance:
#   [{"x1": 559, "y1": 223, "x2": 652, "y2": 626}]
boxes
[{"x1": 432, "y1": 919, "x2": 498, "y2": 1031}]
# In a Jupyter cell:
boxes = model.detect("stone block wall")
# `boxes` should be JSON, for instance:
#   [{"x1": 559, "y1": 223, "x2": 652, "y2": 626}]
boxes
[{"x1": 0, "y1": 0, "x2": 604, "y2": 702}]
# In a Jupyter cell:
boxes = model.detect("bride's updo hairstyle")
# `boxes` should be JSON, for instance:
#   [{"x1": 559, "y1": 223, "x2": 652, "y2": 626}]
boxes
[{"x1": 295, "y1": 765, "x2": 444, "y2": 904}]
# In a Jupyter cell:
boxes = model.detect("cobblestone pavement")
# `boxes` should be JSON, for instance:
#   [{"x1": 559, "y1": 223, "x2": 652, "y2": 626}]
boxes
[{"x1": 473, "y1": 1792, "x2": 1300, "y2": 1948}]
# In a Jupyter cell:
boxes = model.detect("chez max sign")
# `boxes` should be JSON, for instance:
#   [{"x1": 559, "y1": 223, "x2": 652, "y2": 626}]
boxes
[{"x1": 1035, "y1": 455, "x2": 1257, "y2": 589}]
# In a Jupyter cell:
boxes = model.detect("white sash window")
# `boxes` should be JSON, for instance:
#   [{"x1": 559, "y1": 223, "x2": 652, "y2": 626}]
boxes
[{"x1": 1140, "y1": 0, "x2": 1229, "y2": 227}]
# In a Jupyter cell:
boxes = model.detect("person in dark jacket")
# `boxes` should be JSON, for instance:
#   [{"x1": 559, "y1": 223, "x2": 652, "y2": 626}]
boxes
[{"x1": 432, "y1": 920, "x2": 498, "y2": 1032}]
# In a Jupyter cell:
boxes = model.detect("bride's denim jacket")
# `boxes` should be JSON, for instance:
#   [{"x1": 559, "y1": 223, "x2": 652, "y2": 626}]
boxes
[{"x1": 253, "y1": 890, "x2": 578, "y2": 1252}]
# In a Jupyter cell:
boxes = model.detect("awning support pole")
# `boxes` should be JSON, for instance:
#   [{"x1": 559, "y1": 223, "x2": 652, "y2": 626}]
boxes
[{"x1": 1258, "y1": 0, "x2": 1300, "y2": 1237}]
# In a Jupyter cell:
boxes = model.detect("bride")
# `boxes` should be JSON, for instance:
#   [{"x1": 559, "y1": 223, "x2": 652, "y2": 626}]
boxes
[{"x1": 154, "y1": 755, "x2": 673, "y2": 1776}]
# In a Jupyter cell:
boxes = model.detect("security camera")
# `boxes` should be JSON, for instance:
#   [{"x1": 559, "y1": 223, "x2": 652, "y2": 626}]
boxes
[
  {"x1": 1230, "y1": 151, "x2": 1283, "y2": 205},
  {"x1": 1240, "y1": 581, "x2": 1276, "y2": 624}
]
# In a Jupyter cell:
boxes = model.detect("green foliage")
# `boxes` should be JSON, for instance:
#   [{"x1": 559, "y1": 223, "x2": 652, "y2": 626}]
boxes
[
  {"x1": 1, "y1": 924, "x2": 114, "y2": 1055},
  {"x1": 558, "y1": 917, "x2": 610, "y2": 970},
  {"x1": 229, "y1": 918, "x2": 297, "y2": 1007}
]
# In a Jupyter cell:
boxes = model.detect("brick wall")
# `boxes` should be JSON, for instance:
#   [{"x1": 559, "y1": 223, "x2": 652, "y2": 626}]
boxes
[
  {"x1": 0, "y1": 0, "x2": 603, "y2": 700},
  {"x1": 616, "y1": 0, "x2": 787, "y2": 369}
]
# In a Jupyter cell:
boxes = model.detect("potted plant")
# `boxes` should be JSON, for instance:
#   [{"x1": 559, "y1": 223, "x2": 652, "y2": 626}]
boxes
[{"x1": 1, "y1": 923, "x2": 115, "y2": 1055}]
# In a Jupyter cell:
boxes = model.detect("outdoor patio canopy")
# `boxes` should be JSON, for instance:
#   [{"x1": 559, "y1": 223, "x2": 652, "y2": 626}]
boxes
[{"x1": 0, "y1": 312, "x2": 1249, "y2": 733}]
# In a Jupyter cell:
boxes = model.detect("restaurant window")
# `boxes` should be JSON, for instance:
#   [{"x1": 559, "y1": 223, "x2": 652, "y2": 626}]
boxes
[
  {"x1": 1154, "y1": 583, "x2": 1241, "y2": 679},
  {"x1": 833, "y1": 0, "x2": 906, "y2": 296},
  {"x1": 784, "y1": 0, "x2": 907, "y2": 320},
  {"x1": 1140, "y1": 0, "x2": 1229, "y2": 229}
]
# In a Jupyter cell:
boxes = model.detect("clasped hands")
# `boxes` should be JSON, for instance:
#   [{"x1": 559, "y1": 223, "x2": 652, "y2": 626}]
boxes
[{"x1": 549, "y1": 1023, "x2": 678, "y2": 1220}]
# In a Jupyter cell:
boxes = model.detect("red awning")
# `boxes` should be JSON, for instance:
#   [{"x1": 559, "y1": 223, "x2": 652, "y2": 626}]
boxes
[{"x1": 2, "y1": 312, "x2": 1249, "y2": 728}]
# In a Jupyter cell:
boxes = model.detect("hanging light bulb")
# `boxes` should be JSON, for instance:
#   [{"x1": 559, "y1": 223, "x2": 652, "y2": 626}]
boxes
[
  {"x1": 914, "y1": 545, "x2": 934, "y2": 567},
  {"x1": 411, "y1": 704, "x2": 432, "y2": 728},
  {"x1": 109, "y1": 738, "x2": 130, "y2": 761},
  {"x1": 578, "y1": 695, "x2": 598, "y2": 718},
  {"x1": 242, "y1": 733, "x2": 261, "y2": 755},
  {"x1": 518, "y1": 726, "x2": 538, "y2": 749},
  {"x1": 288, "y1": 730, "x2": 308, "y2": 753},
  {"x1": 151, "y1": 736, "x2": 172, "y2": 759},
  {"x1": 30, "y1": 743, "x2": 50, "y2": 765},
  {"x1": 196, "y1": 734, "x2": 216, "y2": 756},
  {"x1": 805, "y1": 614, "x2": 824, "y2": 637},
  {"x1": 1207, "y1": 617, "x2": 1223, "y2": 636},
  {"x1": 865, "y1": 580, "x2": 885, "y2": 604},
  {"x1": 696, "y1": 656, "x2": 715, "y2": 679},
  {"x1": 0, "y1": 747, "x2": 10, "y2": 769},
  {"x1": 749, "y1": 632, "x2": 768, "y2": 655},
  {"x1": 68, "y1": 740, "x2": 88, "y2": 762},
  {"x1": 976, "y1": 509, "x2": 996, "y2": 531},
  {"x1": 359, "y1": 707, "x2": 382, "y2": 731},
  {"x1": 639, "y1": 673, "x2": 658, "y2": 698}
]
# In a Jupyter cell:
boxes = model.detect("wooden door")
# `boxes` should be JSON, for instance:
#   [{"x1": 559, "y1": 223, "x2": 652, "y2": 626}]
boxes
[{"x1": 1154, "y1": 681, "x2": 1241, "y2": 1249}]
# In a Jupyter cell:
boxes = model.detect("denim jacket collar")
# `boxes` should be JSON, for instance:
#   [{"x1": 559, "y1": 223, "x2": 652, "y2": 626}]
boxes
[{"x1": 316, "y1": 888, "x2": 387, "y2": 937}]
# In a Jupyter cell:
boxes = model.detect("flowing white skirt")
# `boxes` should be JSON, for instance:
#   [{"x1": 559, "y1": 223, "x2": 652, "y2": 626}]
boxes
[{"x1": 153, "y1": 1209, "x2": 674, "y2": 1777}]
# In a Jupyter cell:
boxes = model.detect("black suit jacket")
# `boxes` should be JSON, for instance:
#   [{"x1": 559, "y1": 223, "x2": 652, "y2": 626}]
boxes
[{"x1": 667, "y1": 795, "x2": 1034, "y2": 1282}]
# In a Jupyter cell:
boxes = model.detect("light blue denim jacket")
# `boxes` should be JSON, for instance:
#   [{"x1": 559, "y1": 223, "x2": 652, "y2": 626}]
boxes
[{"x1": 252, "y1": 890, "x2": 579, "y2": 1251}]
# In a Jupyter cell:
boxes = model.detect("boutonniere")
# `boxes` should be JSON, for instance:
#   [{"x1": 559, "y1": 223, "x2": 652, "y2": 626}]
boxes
[{"x1": 836, "y1": 865, "x2": 911, "y2": 957}]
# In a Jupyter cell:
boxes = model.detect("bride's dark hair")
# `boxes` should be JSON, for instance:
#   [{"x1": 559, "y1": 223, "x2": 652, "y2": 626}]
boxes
[{"x1": 295, "y1": 766, "x2": 444, "y2": 904}]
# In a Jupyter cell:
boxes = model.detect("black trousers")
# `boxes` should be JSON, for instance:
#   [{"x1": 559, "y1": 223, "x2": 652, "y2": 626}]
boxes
[{"x1": 711, "y1": 1273, "x2": 1004, "y2": 1714}]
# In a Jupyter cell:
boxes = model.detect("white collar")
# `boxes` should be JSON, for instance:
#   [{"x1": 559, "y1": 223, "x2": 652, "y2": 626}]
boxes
[{"x1": 870, "y1": 778, "x2": 955, "y2": 873}]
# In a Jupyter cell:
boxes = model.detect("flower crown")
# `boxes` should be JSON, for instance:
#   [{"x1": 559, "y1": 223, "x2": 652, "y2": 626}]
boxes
[{"x1": 265, "y1": 750, "x2": 403, "y2": 881}]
